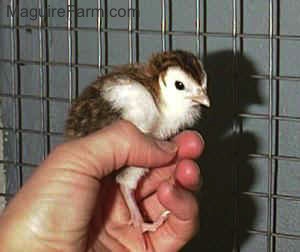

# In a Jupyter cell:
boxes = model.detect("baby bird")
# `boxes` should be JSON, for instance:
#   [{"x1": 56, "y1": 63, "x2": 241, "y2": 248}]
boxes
[{"x1": 65, "y1": 50, "x2": 210, "y2": 244}]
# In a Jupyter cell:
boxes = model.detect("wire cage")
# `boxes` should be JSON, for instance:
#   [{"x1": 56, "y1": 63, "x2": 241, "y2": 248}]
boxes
[{"x1": 1, "y1": 0, "x2": 300, "y2": 251}]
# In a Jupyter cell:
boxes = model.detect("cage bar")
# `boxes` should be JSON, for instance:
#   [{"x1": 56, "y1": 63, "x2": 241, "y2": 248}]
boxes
[
  {"x1": 196, "y1": 0, "x2": 201, "y2": 57},
  {"x1": 267, "y1": 1, "x2": 274, "y2": 251},
  {"x1": 67, "y1": 0, "x2": 73, "y2": 103},
  {"x1": 161, "y1": 0, "x2": 167, "y2": 51},
  {"x1": 128, "y1": 0, "x2": 134, "y2": 63},
  {"x1": 38, "y1": 0, "x2": 47, "y2": 159},
  {"x1": 9, "y1": 0, "x2": 22, "y2": 188},
  {"x1": 97, "y1": 0, "x2": 103, "y2": 74},
  {"x1": 232, "y1": 0, "x2": 239, "y2": 250}
]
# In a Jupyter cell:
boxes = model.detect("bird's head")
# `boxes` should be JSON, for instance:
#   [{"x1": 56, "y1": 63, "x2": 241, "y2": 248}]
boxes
[{"x1": 148, "y1": 50, "x2": 210, "y2": 118}]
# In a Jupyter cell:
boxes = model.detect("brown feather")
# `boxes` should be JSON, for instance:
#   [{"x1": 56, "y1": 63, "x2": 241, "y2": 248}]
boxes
[
  {"x1": 64, "y1": 80, "x2": 122, "y2": 139},
  {"x1": 147, "y1": 50, "x2": 206, "y2": 86}
]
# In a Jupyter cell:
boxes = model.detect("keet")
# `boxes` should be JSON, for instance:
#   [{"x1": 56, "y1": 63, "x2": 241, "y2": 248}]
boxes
[{"x1": 65, "y1": 50, "x2": 210, "y2": 249}]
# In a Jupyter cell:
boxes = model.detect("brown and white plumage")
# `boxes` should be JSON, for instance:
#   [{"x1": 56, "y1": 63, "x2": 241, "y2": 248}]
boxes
[{"x1": 65, "y1": 50, "x2": 210, "y2": 248}]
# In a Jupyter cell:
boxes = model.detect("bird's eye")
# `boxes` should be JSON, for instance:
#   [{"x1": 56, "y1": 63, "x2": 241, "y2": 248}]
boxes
[{"x1": 175, "y1": 81, "x2": 185, "y2": 90}]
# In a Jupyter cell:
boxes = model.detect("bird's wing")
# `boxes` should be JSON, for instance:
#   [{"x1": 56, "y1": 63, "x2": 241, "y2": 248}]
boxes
[{"x1": 102, "y1": 79, "x2": 160, "y2": 134}]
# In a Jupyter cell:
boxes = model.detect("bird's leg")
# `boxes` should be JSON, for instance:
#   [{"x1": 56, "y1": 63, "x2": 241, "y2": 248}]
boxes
[
  {"x1": 119, "y1": 183, "x2": 170, "y2": 251},
  {"x1": 116, "y1": 166, "x2": 170, "y2": 251},
  {"x1": 119, "y1": 184, "x2": 170, "y2": 233},
  {"x1": 116, "y1": 166, "x2": 170, "y2": 231}
]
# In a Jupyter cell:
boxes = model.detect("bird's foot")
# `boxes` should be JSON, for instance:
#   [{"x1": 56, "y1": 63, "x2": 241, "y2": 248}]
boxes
[
  {"x1": 140, "y1": 210, "x2": 170, "y2": 232},
  {"x1": 129, "y1": 210, "x2": 170, "y2": 251},
  {"x1": 130, "y1": 209, "x2": 170, "y2": 232},
  {"x1": 119, "y1": 181, "x2": 170, "y2": 250},
  {"x1": 119, "y1": 183, "x2": 170, "y2": 233}
]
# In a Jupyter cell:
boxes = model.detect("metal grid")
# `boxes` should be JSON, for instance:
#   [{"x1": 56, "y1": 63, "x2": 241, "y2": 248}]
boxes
[{"x1": 1, "y1": 0, "x2": 300, "y2": 251}]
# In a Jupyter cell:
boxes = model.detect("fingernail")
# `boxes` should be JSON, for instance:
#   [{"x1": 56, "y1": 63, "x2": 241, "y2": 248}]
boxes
[{"x1": 155, "y1": 140, "x2": 178, "y2": 154}]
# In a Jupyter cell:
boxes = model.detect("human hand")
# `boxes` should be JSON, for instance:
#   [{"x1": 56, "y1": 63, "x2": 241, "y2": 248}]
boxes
[{"x1": 0, "y1": 121, "x2": 204, "y2": 252}]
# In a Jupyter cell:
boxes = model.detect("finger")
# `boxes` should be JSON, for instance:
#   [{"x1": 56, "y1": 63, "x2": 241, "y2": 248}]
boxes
[
  {"x1": 175, "y1": 159, "x2": 202, "y2": 192},
  {"x1": 47, "y1": 120, "x2": 177, "y2": 179},
  {"x1": 142, "y1": 182, "x2": 199, "y2": 250},
  {"x1": 172, "y1": 131, "x2": 205, "y2": 160},
  {"x1": 137, "y1": 158, "x2": 201, "y2": 200},
  {"x1": 136, "y1": 164, "x2": 176, "y2": 200}
]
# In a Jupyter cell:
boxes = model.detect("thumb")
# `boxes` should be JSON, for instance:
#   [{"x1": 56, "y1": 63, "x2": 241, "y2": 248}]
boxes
[{"x1": 46, "y1": 120, "x2": 178, "y2": 179}]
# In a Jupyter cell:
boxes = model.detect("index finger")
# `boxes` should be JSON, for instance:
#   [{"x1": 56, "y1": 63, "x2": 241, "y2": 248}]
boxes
[{"x1": 172, "y1": 130, "x2": 205, "y2": 160}]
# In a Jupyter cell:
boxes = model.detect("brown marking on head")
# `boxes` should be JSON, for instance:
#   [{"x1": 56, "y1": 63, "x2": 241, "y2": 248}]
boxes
[{"x1": 146, "y1": 50, "x2": 206, "y2": 87}]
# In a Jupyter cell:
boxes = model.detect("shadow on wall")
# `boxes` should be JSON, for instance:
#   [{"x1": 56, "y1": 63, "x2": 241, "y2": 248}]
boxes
[{"x1": 184, "y1": 50, "x2": 262, "y2": 251}]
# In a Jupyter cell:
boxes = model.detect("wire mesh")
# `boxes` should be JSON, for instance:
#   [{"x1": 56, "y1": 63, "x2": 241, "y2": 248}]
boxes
[{"x1": 1, "y1": 0, "x2": 300, "y2": 251}]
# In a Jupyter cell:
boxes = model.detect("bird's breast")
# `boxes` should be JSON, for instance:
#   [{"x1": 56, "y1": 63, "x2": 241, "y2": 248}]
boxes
[{"x1": 153, "y1": 105, "x2": 201, "y2": 139}]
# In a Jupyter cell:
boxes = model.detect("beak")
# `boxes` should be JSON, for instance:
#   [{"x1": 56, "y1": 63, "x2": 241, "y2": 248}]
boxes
[{"x1": 190, "y1": 93, "x2": 210, "y2": 108}]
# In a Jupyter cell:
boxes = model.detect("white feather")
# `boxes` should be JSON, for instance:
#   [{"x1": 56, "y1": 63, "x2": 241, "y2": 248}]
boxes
[
  {"x1": 102, "y1": 79, "x2": 159, "y2": 134},
  {"x1": 102, "y1": 79, "x2": 159, "y2": 187}
]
